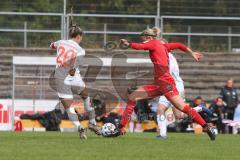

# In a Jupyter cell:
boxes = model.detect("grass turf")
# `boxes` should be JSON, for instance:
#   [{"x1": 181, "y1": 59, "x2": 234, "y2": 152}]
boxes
[{"x1": 0, "y1": 131, "x2": 240, "y2": 160}]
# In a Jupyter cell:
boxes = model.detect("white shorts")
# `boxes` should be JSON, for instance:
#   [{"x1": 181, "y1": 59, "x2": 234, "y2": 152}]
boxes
[
  {"x1": 158, "y1": 91, "x2": 185, "y2": 108},
  {"x1": 55, "y1": 71, "x2": 85, "y2": 99}
]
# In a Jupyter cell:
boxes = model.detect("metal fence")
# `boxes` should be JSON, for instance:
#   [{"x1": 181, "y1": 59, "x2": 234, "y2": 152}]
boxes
[
  {"x1": 161, "y1": 16, "x2": 240, "y2": 52},
  {"x1": 0, "y1": 11, "x2": 240, "y2": 52}
]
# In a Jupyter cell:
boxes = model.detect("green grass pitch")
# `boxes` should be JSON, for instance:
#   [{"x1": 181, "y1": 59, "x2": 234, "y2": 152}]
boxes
[{"x1": 0, "y1": 132, "x2": 240, "y2": 160}]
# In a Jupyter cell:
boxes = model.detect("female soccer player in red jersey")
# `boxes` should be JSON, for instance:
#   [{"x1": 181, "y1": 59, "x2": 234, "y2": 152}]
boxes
[{"x1": 117, "y1": 29, "x2": 216, "y2": 140}]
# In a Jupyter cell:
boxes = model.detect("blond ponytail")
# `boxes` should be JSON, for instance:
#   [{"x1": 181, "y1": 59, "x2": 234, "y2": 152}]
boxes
[{"x1": 152, "y1": 27, "x2": 161, "y2": 36}]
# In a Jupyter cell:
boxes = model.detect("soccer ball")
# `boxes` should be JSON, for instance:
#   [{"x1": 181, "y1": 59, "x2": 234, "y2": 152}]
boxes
[
  {"x1": 101, "y1": 123, "x2": 117, "y2": 137},
  {"x1": 213, "y1": 128, "x2": 218, "y2": 135}
]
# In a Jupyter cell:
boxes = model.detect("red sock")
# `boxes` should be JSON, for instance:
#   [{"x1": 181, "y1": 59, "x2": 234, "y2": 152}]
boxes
[
  {"x1": 119, "y1": 100, "x2": 136, "y2": 128},
  {"x1": 182, "y1": 105, "x2": 206, "y2": 126}
]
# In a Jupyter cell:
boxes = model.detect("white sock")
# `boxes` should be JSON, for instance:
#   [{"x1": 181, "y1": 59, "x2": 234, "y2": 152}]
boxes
[
  {"x1": 66, "y1": 107, "x2": 81, "y2": 129},
  {"x1": 129, "y1": 121, "x2": 134, "y2": 133},
  {"x1": 157, "y1": 114, "x2": 167, "y2": 137},
  {"x1": 83, "y1": 97, "x2": 96, "y2": 125},
  {"x1": 83, "y1": 97, "x2": 91, "y2": 109},
  {"x1": 89, "y1": 118, "x2": 97, "y2": 125}
]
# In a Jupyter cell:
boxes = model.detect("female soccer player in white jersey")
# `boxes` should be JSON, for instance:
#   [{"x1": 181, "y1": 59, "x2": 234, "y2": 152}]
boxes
[
  {"x1": 156, "y1": 52, "x2": 185, "y2": 139},
  {"x1": 50, "y1": 25, "x2": 101, "y2": 139},
  {"x1": 152, "y1": 27, "x2": 186, "y2": 139}
]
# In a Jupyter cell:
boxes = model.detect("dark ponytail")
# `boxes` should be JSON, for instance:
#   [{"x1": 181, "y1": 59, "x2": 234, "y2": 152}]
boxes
[{"x1": 69, "y1": 25, "x2": 83, "y2": 38}]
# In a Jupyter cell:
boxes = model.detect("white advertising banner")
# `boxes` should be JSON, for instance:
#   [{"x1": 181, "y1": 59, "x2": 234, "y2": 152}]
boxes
[
  {"x1": 0, "y1": 99, "x2": 58, "y2": 131},
  {"x1": 0, "y1": 99, "x2": 12, "y2": 130}
]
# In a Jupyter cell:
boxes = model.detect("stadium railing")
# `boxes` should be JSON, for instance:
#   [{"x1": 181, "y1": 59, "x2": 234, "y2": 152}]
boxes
[{"x1": 1, "y1": 11, "x2": 240, "y2": 51}]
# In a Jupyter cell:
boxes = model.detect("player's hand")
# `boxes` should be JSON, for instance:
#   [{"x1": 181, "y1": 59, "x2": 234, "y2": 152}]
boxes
[
  {"x1": 191, "y1": 52, "x2": 203, "y2": 61},
  {"x1": 50, "y1": 42, "x2": 55, "y2": 49},
  {"x1": 120, "y1": 39, "x2": 130, "y2": 46}
]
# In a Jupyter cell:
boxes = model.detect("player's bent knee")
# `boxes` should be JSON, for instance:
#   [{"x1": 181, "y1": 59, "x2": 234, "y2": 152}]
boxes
[
  {"x1": 128, "y1": 95, "x2": 137, "y2": 102},
  {"x1": 128, "y1": 91, "x2": 141, "y2": 101},
  {"x1": 60, "y1": 98, "x2": 73, "y2": 108},
  {"x1": 80, "y1": 88, "x2": 88, "y2": 98},
  {"x1": 157, "y1": 105, "x2": 168, "y2": 114}
]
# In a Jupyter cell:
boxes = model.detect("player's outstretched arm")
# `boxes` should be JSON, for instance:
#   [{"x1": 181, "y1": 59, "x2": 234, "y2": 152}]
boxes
[
  {"x1": 120, "y1": 39, "x2": 153, "y2": 50},
  {"x1": 164, "y1": 42, "x2": 203, "y2": 61}
]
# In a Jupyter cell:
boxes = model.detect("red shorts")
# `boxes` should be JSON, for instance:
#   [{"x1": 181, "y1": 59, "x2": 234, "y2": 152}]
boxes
[{"x1": 142, "y1": 79, "x2": 179, "y2": 99}]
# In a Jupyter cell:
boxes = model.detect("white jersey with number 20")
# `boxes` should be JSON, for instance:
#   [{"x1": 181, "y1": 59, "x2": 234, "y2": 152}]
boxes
[
  {"x1": 51, "y1": 39, "x2": 86, "y2": 99},
  {"x1": 53, "y1": 39, "x2": 85, "y2": 69}
]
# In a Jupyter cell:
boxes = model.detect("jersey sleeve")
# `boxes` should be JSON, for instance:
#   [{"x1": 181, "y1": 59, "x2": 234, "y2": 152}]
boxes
[
  {"x1": 129, "y1": 41, "x2": 154, "y2": 50},
  {"x1": 76, "y1": 47, "x2": 86, "y2": 57},
  {"x1": 164, "y1": 42, "x2": 188, "y2": 52}
]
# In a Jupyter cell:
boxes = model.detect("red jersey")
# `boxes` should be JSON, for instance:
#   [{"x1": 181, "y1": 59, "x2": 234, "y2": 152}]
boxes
[{"x1": 130, "y1": 39, "x2": 188, "y2": 82}]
